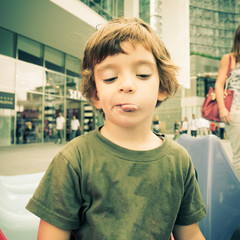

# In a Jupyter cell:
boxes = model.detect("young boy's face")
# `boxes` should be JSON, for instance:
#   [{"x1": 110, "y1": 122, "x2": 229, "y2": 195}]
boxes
[{"x1": 92, "y1": 41, "x2": 166, "y2": 128}]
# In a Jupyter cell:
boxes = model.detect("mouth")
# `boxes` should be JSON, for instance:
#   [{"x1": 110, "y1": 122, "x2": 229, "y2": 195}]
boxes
[{"x1": 116, "y1": 104, "x2": 138, "y2": 112}]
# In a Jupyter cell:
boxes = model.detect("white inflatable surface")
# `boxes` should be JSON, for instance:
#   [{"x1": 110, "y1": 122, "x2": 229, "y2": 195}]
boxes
[{"x1": 0, "y1": 172, "x2": 44, "y2": 240}]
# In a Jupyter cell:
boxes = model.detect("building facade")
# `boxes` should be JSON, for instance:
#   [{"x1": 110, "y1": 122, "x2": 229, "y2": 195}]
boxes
[
  {"x1": 0, "y1": 0, "x2": 125, "y2": 146},
  {"x1": 189, "y1": 0, "x2": 240, "y2": 95},
  {"x1": 154, "y1": 0, "x2": 240, "y2": 133},
  {"x1": 1, "y1": 0, "x2": 238, "y2": 146}
]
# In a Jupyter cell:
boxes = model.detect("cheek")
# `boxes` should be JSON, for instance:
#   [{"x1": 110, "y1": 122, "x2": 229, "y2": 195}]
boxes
[{"x1": 97, "y1": 91, "x2": 111, "y2": 109}]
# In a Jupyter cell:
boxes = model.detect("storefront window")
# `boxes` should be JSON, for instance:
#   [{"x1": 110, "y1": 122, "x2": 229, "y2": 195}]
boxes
[
  {"x1": 45, "y1": 46, "x2": 65, "y2": 73},
  {"x1": 17, "y1": 35, "x2": 43, "y2": 66},
  {"x1": 0, "y1": 55, "x2": 15, "y2": 92},
  {"x1": 66, "y1": 99, "x2": 82, "y2": 141},
  {"x1": 45, "y1": 71, "x2": 65, "y2": 96},
  {"x1": 16, "y1": 61, "x2": 44, "y2": 92},
  {"x1": 0, "y1": 31, "x2": 99, "y2": 146},
  {"x1": 66, "y1": 76, "x2": 82, "y2": 100},
  {"x1": 0, "y1": 28, "x2": 16, "y2": 58},
  {"x1": 16, "y1": 92, "x2": 43, "y2": 144},
  {"x1": 44, "y1": 95, "x2": 64, "y2": 143},
  {"x1": 0, "y1": 108, "x2": 14, "y2": 146},
  {"x1": 66, "y1": 55, "x2": 81, "y2": 77}
]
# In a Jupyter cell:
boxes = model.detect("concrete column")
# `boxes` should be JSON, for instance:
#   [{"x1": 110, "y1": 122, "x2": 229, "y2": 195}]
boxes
[
  {"x1": 161, "y1": 0, "x2": 190, "y2": 88},
  {"x1": 150, "y1": 0, "x2": 162, "y2": 37},
  {"x1": 149, "y1": 0, "x2": 190, "y2": 88},
  {"x1": 124, "y1": 0, "x2": 139, "y2": 17}
]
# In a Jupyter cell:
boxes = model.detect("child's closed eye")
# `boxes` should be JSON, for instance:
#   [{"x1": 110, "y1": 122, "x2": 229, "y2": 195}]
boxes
[
  {"x1": 137, "y1": 74, "x2": 151, "y2": 79},
  {"x1": 103, "y1": 77, "x2": 118, "y2": 82}
]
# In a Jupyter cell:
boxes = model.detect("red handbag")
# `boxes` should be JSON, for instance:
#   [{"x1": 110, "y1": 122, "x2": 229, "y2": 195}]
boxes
[{"x1": 201, "y1": 56, "x2": 234, "y2": 122}]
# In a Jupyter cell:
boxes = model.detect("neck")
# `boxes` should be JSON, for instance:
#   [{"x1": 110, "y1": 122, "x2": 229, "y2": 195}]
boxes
[{"x1": 100, "y1": 122, "x2": 162, "y2": 151}]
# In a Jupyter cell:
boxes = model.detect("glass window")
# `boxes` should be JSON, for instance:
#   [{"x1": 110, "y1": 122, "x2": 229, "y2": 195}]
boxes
[
  {"x1": 197, "y1": 76, "x2": 216, "y2": 97},
  {"x1": 66, "y1": 76, "x2": 82, "y2": 99},
  {"x1": 139, "y1": 0, "x2": 150, "y2": 24},
  {"x1": 45, "y1": 46, "x2": 65, "y2": 73},
  {"x1": 80, "y1": 0, "x2": 124, "y2": 20},
  {"x1": 0, "y1": 108, "x2": 14, "y2": 145},
  {"x1": 0, "y1": 27, "x2": 16, "y2": 58},
  {"x1": 16, "y1": 92, "x2": 43, "y2": 144},
  {"x1": 44, "y1": 95, "x2": 64, "y2": 143},
  {"x1": 45, "y1": 71, "x2": 65, "y2": 96},
  {"x1": 196, "y1": 77, "x2": 205, "y2": 97},
  {"x1": 16, "y1": 61, "x2": 44, "y2": 92},
  {"x1": 66, "y1": 55, "x2": 81, "y2": 77},
  {"x1": 66, "y1": 99, "x2": 82, "y2": 141},
  {"x1": 0, "y1": 55, "x2": 15, "y2": 92},
  {"x1": 116, "y1": 0, "x2": 124, "y2": 17},
  {"x1": 18, "y1": 35, "x2": 43, "y2": 66}
]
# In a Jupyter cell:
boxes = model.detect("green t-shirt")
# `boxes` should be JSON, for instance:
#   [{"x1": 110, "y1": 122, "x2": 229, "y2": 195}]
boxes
[{"x1": 26, "y1": 127, "x2": 206, "y2": 239}]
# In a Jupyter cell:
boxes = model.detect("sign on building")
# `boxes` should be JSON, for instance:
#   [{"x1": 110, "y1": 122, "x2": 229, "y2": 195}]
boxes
[{"x1": 0, "y1": 91, "x2": 15, "y2": 109}]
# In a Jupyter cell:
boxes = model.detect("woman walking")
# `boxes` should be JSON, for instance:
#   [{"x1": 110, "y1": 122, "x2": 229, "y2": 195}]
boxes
[{"x1": 215, "y1": 25, "x2": 240, "y2": 179}]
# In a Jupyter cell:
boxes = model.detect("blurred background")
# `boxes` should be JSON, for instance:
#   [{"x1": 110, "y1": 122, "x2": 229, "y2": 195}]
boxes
[{"x1": 0, "y1": 0, "x2": 239, "y2": 146}]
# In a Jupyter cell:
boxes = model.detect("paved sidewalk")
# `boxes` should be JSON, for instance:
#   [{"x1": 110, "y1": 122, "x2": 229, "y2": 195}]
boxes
[
  {"x1": 0, "y1": 142, "x2": 65, "y2": 176},
  {"x1": 0, "y1": 137, "x2": 233, "y2": 176}
]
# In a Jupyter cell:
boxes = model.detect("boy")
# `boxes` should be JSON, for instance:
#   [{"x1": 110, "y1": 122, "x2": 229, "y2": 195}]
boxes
[{"x1": 26, "y1": 17, "x2": 206, "y2": 240}]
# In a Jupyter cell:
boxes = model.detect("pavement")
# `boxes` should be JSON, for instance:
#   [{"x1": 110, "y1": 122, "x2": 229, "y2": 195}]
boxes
[
  {"x1": 0, "y1": 142, "x2": 64, "y2": 176},
  {"x1": 0, "y1": 136, "x2": 233, "y2": 176}
]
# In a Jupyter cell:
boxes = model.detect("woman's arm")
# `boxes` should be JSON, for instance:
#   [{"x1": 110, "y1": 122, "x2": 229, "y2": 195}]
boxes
[
  {"x1": 173, "y1": 223, "x2": 205, "y2": 240},
  {"x1": 215, "y1": 54, "x2": 231, "y2": 124},
  {"x1": 37, "y1": 219, "x2": 71, "y2": 240}
]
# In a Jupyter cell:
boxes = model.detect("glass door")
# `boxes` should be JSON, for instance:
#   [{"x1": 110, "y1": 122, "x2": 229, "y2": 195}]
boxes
[
  {"x1": 16, "y1": 92, "x2": 43, "y2": 144},
  {"x1": 66, "y1": 99, "x2": 82, "y2": 141},
  {"x1": 44, "y1": 95, "x2": 64, "y2": 143}
]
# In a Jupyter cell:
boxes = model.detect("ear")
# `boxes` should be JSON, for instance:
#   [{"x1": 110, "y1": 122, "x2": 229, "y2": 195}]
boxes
[
  {"x1": 157, "y1": 91, "x2": 168, "y2": 101},
  {"x1": 90, "y1": 90, "x2": 102, "y2": 109}
]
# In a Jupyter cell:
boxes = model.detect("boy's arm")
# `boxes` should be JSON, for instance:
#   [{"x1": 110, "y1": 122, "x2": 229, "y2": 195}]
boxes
[
  {"x1": 173, "y1": 223, "x2": 205, "y2": 240},
  {"x1": 37, "y1": 219, "x2": 71, "y2": 240}
]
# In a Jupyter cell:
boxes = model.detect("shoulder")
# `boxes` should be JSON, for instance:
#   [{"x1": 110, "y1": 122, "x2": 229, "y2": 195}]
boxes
[
  {"x1": 56, "y1": 130, "x2": 97, "y2": 169},
  {"x1": 169, "y1": 139, "x2": 190, "y2": 157},
  {"x1": 165, "y1": 138, "x2": 192, "y2": 166},
  {"x1": 164, "y1": 138, "x2": 196, "y2": 184},
  {"x1": 220, "y1": 53, "x2": 231, "y2": 65}
]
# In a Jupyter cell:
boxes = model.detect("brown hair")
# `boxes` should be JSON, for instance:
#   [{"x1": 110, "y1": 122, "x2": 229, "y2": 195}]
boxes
[
  {"x1": 232, "y1": 25, "x2": 240, "y2": 63},
  {"x1": 81, "y1": 17, "x2": 179, "y2": 109}
]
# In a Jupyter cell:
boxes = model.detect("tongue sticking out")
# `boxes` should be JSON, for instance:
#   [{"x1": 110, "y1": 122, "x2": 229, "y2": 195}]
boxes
[{"x1": 120, "y1": 104, "x2": 138, "y2": 112}]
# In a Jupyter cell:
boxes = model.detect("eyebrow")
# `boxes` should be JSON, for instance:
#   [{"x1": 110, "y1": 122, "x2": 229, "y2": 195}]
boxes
[
  {"x1": 95, "y1": 60, "x2": 156, "y2": 73},
  {"x1": 95, "y1": 64, "x2": 117, "y2": 73}
]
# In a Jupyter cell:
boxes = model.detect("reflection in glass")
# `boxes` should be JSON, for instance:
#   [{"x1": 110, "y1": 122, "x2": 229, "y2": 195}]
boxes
[
  {"x1": 45, "y1": 46, "x2": 64, "y2": 73},
  {"x1": 66, "y1": 99, "x2": 82, "y2": 141},
  {"x1": 18, "y1": 35, "x2": 43, "y2": 66},
  {"x1": 80, "y1": 0, "x2": 124, "y2": 20},
  {"x1": 0, "y1": 108, "x2": 14, "y2": 145},
  {"x1": 44, "y1": 95, "x2": 64, "y2": 142},
  {"x1": 66, "y1": 54, "x2": 81, "y2": 77},
  {"x1": 66, "y1": 76, "x2": 81, "y2": 98},
  {"x1": 45, "y1": 71, "x2": 65, "y2": 96},
  {"x1": 0, "y1": 55, "x2": 16, "y2": 92},
  {"x1": 16, "y1": 61, "x2": 43, "y2": 92},
  {"x1": 16, "y1": 92, "x2": 43, "y2": 144},
  {"x1": 139, "y1": 0, "x2": 150, "y2": 24}
]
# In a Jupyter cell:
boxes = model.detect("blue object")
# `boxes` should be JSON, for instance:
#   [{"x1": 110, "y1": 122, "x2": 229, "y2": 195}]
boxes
[{"x1": 178, "y1": 134, "x2": 240, "y2": 240}]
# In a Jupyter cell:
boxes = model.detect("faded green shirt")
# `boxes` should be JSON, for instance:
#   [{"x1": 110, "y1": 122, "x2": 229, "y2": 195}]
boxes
[{"x1": 26, "y1": 127, "x2": 206, "y2": 240}]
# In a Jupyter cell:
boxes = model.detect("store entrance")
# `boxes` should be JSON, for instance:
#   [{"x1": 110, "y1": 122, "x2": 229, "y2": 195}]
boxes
[
  {"x1": 66, "y1": 99, "x2": 82, "y2": 141},
  {"x1": 16, "y1": 93, "x2": 43, "y2": 144},
  {"x1": 44, "y1": 95, "x2": 64, "y2": 143}
]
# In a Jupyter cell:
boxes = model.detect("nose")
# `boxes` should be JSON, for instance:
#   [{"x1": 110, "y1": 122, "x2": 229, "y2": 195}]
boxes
[{"x1": 119, "y1": 75, "x2": 136, "y2": 93}]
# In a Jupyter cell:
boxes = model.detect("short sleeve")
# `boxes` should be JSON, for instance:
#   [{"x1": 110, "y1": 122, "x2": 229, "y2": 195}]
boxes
[
  {"x1": 26, "y1": 152, "x2": 82, "y2": 230},
  {"x1": 175, "y1": 158, "x2": 207, "y2": 225}
]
